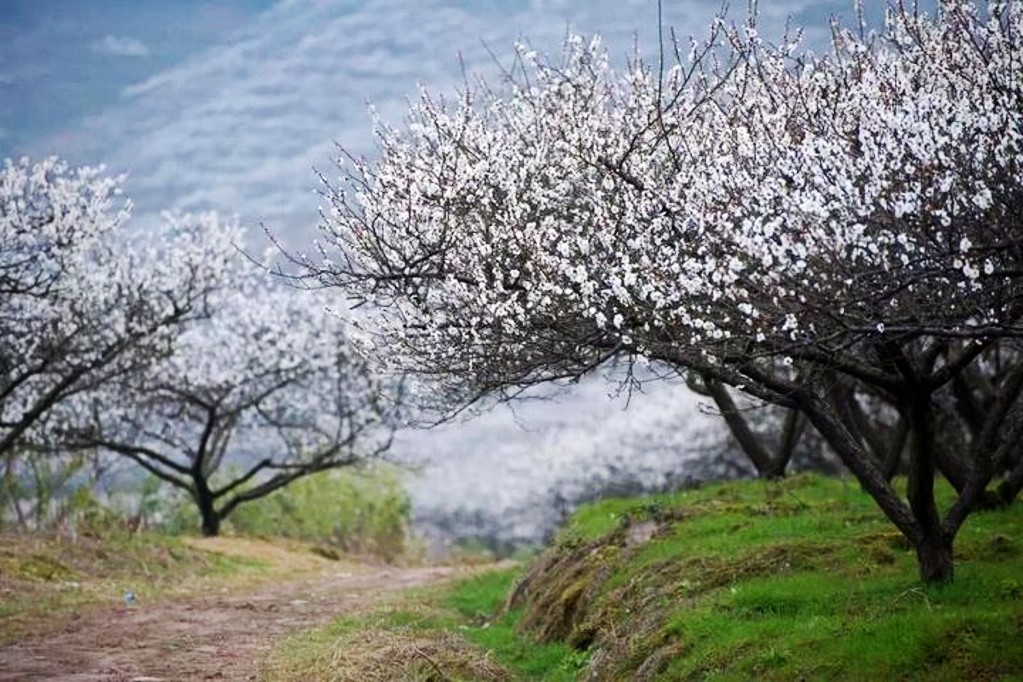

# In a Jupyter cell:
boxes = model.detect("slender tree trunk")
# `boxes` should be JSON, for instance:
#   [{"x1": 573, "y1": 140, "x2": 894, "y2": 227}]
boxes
[
  {"x1": 704, "y1": 377, "x2": 790, "y2": 479},
  {"x1": 799, "y1": 389, "x2": 956, "y2": 583},
  {"x1": 997, "y1": 458, "x2": 1023, "y2": 506},
  {"x1": 907, "y1": 392, "x2": 954, "y2": 583},
  {"x1": 191, "y1": 409, "x2": 224, "y2": 537},
  {"x1": 1, "y1": 451, "x2": 27, "y2": 528},
  {"x1": 934, "y1": 443, "x2": 970, "y2": 494},
  {"x1": 881, "y1": 419, "x2": 909, "y2": 482},
  {"x1": 800, "y1": 395, "x2": 920, "y2": 539},
  {"x1": 992, "y1": 410, "x2": 1023, "y2": 506},
  {"x1": 771, "y1": 409, "x2": 804, "y2": 477}
]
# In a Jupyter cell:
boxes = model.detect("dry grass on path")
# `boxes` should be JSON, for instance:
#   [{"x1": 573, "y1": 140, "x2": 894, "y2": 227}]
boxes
[{"x1": 0, "y1": 531, "x2": 486, "y2": 681}]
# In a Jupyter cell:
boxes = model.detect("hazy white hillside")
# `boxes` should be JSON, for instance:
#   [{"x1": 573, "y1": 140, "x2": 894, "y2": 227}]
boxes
[{"x1": 400, "y1": 373, "x2": 741, "y2": 552}]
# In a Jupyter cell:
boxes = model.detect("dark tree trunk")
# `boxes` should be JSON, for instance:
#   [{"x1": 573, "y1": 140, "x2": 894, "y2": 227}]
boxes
[
  {"x1": 799, "y1": 394, "x2": 920, "y2": 539},
  {"x1": 771, "y1": 409, "x2": 804, "y2": 477},
  {"x1": 703, "y1": 377, "x2": 793, "y2": 479},
  {"x1": 881, "y1": 419, "x2": 909, "y2": 482},
  {"x1": 906, "y1": 391, "x2": 954, "y2": 584},
  {"x1": 193, "y1": 476, "x2": 221, "y2": 537},
  {"x1": 934, "y1": 443, "x2": 971, "y2": 494},
  {"x1": 200, "y1": 509, "x2": 221, "y2": 537},
  {"x1": 800, "y1": 388, "x2": 957, "y2": 584},
  {"x1": 993, "y1": 414, "x2": 1023, "y2": 506},
  {"x1": 997, "y1": 459, "x2": 1023, "y2": 506},
  {"x1": 915, "y1": 532, "x2": 954, "y2": 584}
]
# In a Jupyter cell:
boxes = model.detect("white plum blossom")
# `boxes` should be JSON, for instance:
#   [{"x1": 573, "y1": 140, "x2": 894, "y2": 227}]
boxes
[
  {"x1": 1, "y1": 157, "x2": 238, "y2": 457},
  {"x1": 3, "y1": 157, "x2": 398, "y2": 536},
  {"x1": 310, "y1": 2, "x2": 1023, "y2": 583},
  {"x1": 64, "y1": 272, "x2": 397, "y2": 536}
]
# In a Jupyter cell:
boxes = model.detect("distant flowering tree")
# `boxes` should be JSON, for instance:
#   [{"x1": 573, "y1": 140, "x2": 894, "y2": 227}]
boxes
[
  {"x1": 1, "y1": 157, "x2": 398, "y2": 536},
  {"x1": 65, "y1": 277, "x2": 398, "y2": 537},
  {"x1": 309, "y1": 2, "x2": 1022, "y2": 582},
  {"x1": 0, "y1": 157, "x2": 236, "y2": 461}
]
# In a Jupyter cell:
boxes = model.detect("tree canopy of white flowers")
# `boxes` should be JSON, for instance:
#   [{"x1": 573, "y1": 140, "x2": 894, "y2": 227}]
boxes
[
  {"x1": 0, "y1": 157, "x2": 237, "y2": 461},
  {"x1": 2, "y1": 157, "x2": 398, "y2": 536},
  {"x1": 310, "y1": 2, "x2": 1023, "y2": 582},
  {"x1": 63, "y1": 274, "x2": 398, "y2": 536}
]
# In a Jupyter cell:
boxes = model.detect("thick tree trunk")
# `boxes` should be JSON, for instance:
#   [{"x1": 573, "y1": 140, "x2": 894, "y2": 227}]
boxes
[
  {"x1": 200, "y1": 510, "x2": 221, "y2": 537},
  {"x1": 193, "y1": 476, "x2": 221, "y2": 537},
  {"x1": 915, "y1": 532, "x2": 954, "y2": 584}
]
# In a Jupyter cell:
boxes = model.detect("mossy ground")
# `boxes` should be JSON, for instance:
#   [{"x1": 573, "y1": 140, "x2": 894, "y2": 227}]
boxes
[{"x1": 511, "y1": 474, "x2": 1023, "y2": 680}]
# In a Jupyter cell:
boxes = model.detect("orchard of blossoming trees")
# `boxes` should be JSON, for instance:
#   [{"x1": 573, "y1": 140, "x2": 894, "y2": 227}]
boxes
[
  {"x1": 0, "y1": 157, "x2": 398, "y2": 534},
  {"x1": 311, "y1": 2, "x2": 1022, "y2": 582}
]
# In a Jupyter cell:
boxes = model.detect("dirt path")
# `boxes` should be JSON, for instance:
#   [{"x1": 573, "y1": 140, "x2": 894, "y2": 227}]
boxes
[{"x1": 0, "y1": 562, "x2": 466, "y2": 681}]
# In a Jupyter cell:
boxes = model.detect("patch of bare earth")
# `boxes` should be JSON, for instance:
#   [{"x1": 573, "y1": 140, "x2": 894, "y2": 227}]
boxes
[{"x1": 0, "y1": 539, "x2": 471, "y2": 681}]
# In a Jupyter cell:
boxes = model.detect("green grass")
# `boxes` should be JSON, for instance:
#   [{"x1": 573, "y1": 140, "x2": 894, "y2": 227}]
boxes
[
  {"x1": 265, "y1": 474, "x2": 1023, "y2": 680},
  {"x1": 662, "y1": 562, "x2": 1023, "y2": 680},
  {"x1": 516, "y1": 474, "x2": 1023, "y2": 680},
  {"x1": 443, "y1": 570, "x2": 581, "y2": 680},
  {"x1": 265, "y1": 567, "x2": 583, "y2": 681}
]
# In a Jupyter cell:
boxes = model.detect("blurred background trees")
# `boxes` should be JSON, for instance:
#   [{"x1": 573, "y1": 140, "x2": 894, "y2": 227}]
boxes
[{"x1": 1, "y1": 157, "x2": 402, "y2": 542}]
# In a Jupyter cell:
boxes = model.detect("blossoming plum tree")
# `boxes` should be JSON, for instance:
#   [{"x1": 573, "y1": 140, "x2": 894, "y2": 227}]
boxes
[
  {"x1": 66, "y1": 277, "x2": 398, "y2": 537},
  {"x1": 310, "y1": 3, "x2": 1022, "y2": 582},
  {"x1": 0, "y1": 157, "x2": 236, "y2": 461},
  {"x1": 2, "y1": 158, "x2": 397, "y2": 536}
]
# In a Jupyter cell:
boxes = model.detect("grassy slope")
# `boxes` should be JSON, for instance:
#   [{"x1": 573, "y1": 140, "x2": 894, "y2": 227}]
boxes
[
  {"x1": 531, "y1": 474, "x2": 1023, "y2": 680},
  {"x1": 270, "y1": 474, "x2": 1023, "y2": 680},
  {"x1": 0, "y1": 531, "x2": 353, "y2": 644}
]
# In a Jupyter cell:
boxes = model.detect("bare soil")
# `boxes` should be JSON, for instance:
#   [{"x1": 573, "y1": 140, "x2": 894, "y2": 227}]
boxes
[{"x1": 0, "y1": 550, "x2": 468, "y2": 681}]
